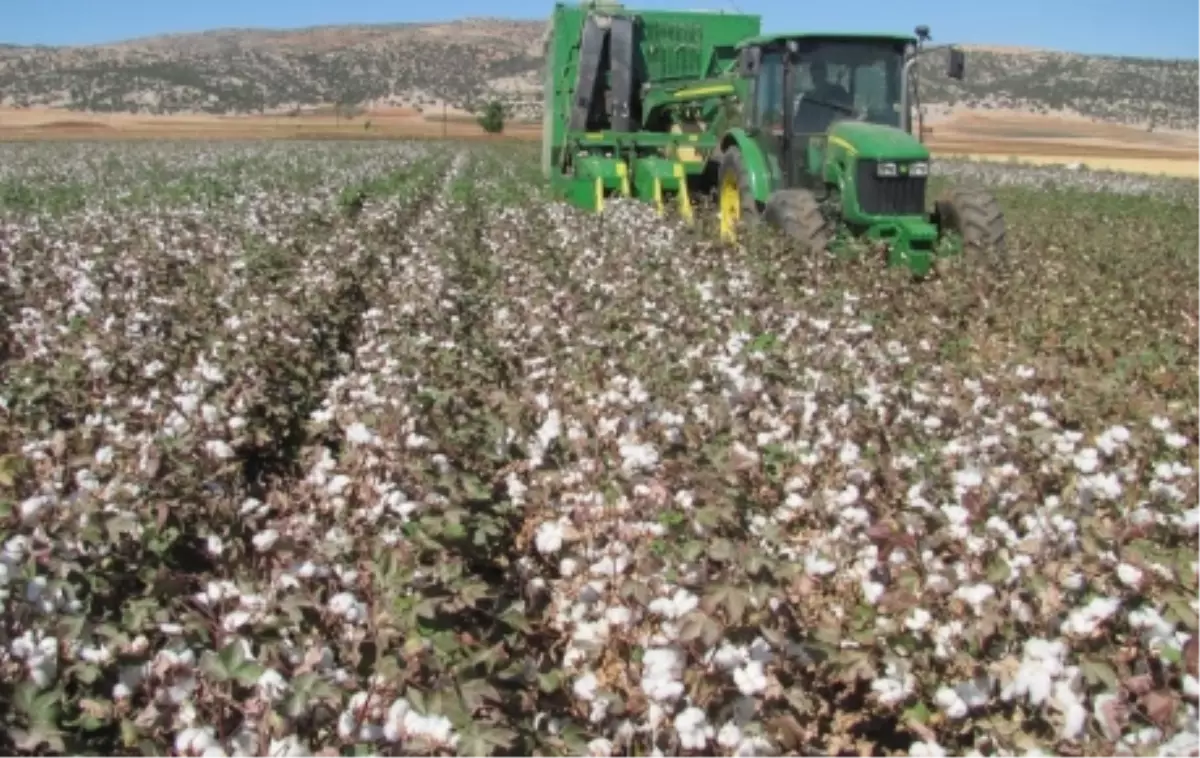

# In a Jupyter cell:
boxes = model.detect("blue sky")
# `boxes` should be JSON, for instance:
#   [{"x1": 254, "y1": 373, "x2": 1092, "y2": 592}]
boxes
[{"x1": 4, "y1": 0, "x2": 1198, "y2": 59}]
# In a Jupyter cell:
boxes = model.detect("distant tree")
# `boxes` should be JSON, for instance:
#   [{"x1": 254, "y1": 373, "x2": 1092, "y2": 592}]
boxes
[{"x1": 478, "y1": 100, "x2": 505, "y2": 134}]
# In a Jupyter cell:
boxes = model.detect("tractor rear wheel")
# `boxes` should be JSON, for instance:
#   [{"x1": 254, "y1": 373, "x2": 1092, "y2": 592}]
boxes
[
  {"x1": 717, "y1": 147, "x2": 758, "y2": 242},
  {"x1": 764, "y1": 189, "x2": 830, "y2": 255},
  {"x1": 934, "y1": 187, "x2": 1006, "y2": 259}
]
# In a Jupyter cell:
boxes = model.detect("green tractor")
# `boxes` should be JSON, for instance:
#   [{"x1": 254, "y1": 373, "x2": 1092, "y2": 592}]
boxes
[{"x1": 542, "y1": 2, "x2": 1006, "y2": 275}]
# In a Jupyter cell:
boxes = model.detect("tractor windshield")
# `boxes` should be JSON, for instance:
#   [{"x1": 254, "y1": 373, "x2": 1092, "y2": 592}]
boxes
[{"x1": 790, "y1": 39, "x2": 905, "y2": 134}]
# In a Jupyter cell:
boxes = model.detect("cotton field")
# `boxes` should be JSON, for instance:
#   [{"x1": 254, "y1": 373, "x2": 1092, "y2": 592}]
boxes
[{"x1": 0, "y1": 141, "x2": 1196, "y2": 757}]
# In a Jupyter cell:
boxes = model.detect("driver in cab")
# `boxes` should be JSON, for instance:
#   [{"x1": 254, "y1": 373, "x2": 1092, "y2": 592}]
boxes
[{"x1": 795, "y1": 60, "x2": 854, "y2": 133}]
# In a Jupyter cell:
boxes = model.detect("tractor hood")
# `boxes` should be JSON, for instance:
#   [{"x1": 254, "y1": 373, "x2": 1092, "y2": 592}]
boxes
[{"x1": 828, "y1": 121, "x2": 929, "y2": 161}]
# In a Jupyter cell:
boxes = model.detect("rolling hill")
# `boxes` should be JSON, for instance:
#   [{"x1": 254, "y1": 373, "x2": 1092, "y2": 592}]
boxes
[{"x1": 0, "y1": 18, "x2": 1195, "y2": 131}]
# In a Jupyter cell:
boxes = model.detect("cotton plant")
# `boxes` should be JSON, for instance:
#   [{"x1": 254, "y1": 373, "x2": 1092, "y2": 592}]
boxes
[{"x1": 0, "y1": 141, "x2": 1195, "y2": 757}]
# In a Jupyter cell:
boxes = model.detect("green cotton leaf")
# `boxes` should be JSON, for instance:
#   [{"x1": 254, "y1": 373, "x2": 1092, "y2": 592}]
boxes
[
  {"x1": 12, "y1": 727, "x2": 65, "y2": 754},
  {"x1": 1079, "y1": 657, "x2": 1120, "y2": 690},
  {"x1": 538, "y1": 670, "x2": 563, "y2": 693},
  {"x1": 456, "y1": 724, "x2": 518, "y2": 757},
  {"x1": 704, "y1": 585, "x2": 750, "y2": 625},
  {"x1": 457, "y1": 678, "x2": 501, "y2": 712},
  {"x1": 1165, "y1": 594, "x2": 1199, "y2": 631},
  {"x1": 904, "y1": 701, "x2": 932, "y2": 724},
  {"x1": 234, "y1": 662, "x2": 265, "y2": 687},
  {"x1": 986, "y1": 556, "x2": 1012, "y2": 584},
  {"x1": 708, "y1": 538, "x2": 735, "y2": 562},
  {"x1": 463, "y1": 475, "x2": 491, "y2": 501},
  {"x1": 283, "y1": 691, "x2": 310, "y2": 720},
  {"x1": 71, "y1": 662, "x2": 102, "y2": 685},
  {"x1": 500, "y1": 602, "x2": 532, "y2": 633},
  {"x1": 407, "y1": 688, "x2": 427, "y2": 716},
  {"x1": 120, "y1": 714, "x2": 139, "y2": 748},
  {"x1": 218, "y1": 640, "x2": 247, "y2": 672}
]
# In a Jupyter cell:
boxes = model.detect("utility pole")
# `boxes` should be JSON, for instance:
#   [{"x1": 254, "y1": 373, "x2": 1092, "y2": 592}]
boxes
[{"x1": 442, "y1": 100, "x2": 447, "y2": 138}]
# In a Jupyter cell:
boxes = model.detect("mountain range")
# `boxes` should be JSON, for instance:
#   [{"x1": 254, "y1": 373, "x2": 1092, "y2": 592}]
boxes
[{"x1": 0, "y1": 18, "x2": 1196, "y2": 131}]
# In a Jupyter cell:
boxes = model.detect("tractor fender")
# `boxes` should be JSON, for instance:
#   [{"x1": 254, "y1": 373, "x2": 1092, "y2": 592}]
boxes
[{"x1": 718, "y1": 129, "x2": 771, "y2": 204}]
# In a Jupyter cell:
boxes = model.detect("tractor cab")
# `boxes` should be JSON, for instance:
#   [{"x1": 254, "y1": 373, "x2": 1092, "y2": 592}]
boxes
[{"x1": 733, "y1": 31, "x2": 965, "y2": 191}]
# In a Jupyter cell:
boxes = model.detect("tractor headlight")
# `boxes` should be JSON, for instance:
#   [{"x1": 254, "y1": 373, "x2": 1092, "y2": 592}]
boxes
[
  {"x1": 909, "y1": 161, "x2": 930, "y2": 177},
  {"x1": 876, "y1": 161, "x2": 898, "y2": 177}
]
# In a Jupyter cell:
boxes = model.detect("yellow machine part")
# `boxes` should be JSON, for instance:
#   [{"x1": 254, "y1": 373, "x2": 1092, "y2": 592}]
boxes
[{"x1": 670, "y1": 124, "x2": 702, "y2": 163}]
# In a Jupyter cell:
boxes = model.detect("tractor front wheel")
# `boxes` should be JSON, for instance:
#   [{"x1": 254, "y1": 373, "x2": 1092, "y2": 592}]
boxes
[
  {"x1": 717, "y1": 148, "x2": 758, "y2": 242},
  {"x1": 764, "y1": 189, "x2": 830, "y2": 255},
  {"x1": 934, "y1": 188, "x2": 1006, "y2": 259}
]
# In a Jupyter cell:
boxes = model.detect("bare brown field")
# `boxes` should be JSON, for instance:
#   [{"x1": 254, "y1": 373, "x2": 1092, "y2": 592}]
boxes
[
  {"x1": 0, "y1": 106, "x2": 542, "y2": 142},
  {"x1": 0, "y1": 106, "x2": 1195, "y2": 177}
]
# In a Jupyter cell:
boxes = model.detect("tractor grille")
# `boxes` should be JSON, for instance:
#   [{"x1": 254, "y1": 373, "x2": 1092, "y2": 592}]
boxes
[{"x1": 856, "y1": 160, "x2": 926, "y2": 216}]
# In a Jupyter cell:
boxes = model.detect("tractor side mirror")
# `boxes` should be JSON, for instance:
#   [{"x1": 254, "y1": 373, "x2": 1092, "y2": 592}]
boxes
[
  {"x1": 738, "y1": 46, "x2": 761, "y2": 77},
  {"x1": 947, "y1": 47, "x2": 965, "y2": 80}
]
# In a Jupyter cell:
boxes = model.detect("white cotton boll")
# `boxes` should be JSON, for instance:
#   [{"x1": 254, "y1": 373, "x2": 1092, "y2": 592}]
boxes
[
  {"x1": 239, "y1": 498, "x2": 267, "y2": 517},
  {"x1": 589, "y1": 554, "x2": 630, "y2": 577},
  {"x1": 335, "y1": 711, "x2": 356, "y2": 740},
  {"x1": 619, "y1": 440, "x2": 660, "y2": 474},
  {"x1": 328, "y1": 592, "x2": 366, "y2": 623},
  {"x1": 709, "y1": 642, "x2": 747, "y2": 671},
  {"x1": 905, "y1": 608, "x2": 932, "y2": 632},
  {"x1": 206, "y1": 535, "x2": 225, "y2": 556},
  {"x1": 717, "y1": 722, "x2": 742, "y2": 749},
  {"x1": 935, "y1": 686, "x2": 968, "y2": 719},
  {"x1": 1117, "y1": 563, "x2": 1143, "y2": 588},
  {"x1": 204, "y1": 440, "x2": 236, "y2": 460},
  {"x1": 222, "y1": 611, "x2": 252, "y2": 632},
  {"x1": 804, "y1": 552, "x2": 836, "y2": 576},
  {"x1": 735, "y1": 735, "x2": 775, "y2": 757},
  {"x1": 326, "y1": 475, "x2": 352, "y2": 495},
  {"x1": 345, "y1": 422, "x2": 376, "y2": 446},
  {"x1": 649, "y1": 589, "x2": 699, "y2": 620},
  {"x1": 573, "y1": 672, "x2": 599, "y2": 702},
  {"x1": 1060, "y1": 596, "x2": 1121, "y2": 636},
  {"x1": 733, "y1": 660, "x2": 768, "y2": 696},
  {"x1": 1165, "y1": 433, "x2": 1189, "y2": 449},
  {"x1": 1073, "y1": 448, "x2": 1100, "y2": 474},
  {"x1": 536, "y1": 521, "x2": 565, "y2": 555},
  {"x1": 605, "y1": 606, "x2": 633, "y2": 627},
  {"x1": 1056, "y1": 696, "x2": 1088, "y2": 740},
  {"x1": 252, "y1": 530, "x2": 279, "y2": 552},
  {"x1": 587, "y1": 738, "x2": 615, "y2": 757},
  {"x1": 175, "y1": 727, "x2": 218, "y2": 756},
  {"x1": 1183, "y1": 675, "x2": 1199, "y2": 699},
  {"x1": 839, "y1": 441, "x2": 860, "y2": 465},
  {"x1": 862, "y1": 580, "x2": 885, "y2": 605},
  {"x1": 1097, "y1": 425, "x2": 1130, "y2": 454},
  {"x1": 18, "y1": 495, "x2": 53, "y2": 523},
  {"x1": 201, "y1": 405, "x2": 221, "y2": 426},
  {"x1": 871, "y1": 664, "x2": 915, "y2": 706},
  {"x1": 257, "y1": 669, "x2": 288, "y2": 701},
  {"x1": 268, "y1": 736, "x2": 310, "y2": 757},
  {"x1": 953, "y1": 583, "x2": 995, "y2": 614},
  {"x1": 674, "y1": 706, "x2": 711, "y2": 751},
  {"x1": 910, "y1": 740, "x2": 947, "y2": 757}
]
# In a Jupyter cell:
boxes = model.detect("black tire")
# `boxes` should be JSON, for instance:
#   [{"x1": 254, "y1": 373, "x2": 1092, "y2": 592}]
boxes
[
  {"x1": 764, "y1": 188, "x2": 830, "y2": 255},
  {"x1": 934, "y1": 187, "x2": 1006, "y2": 259},
  {"x1": 717, "y1": 147, "x2": 760, "y2": 231}
]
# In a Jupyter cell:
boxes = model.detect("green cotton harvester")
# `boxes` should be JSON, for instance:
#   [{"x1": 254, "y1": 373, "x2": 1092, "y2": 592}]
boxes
[{"x1": 540, "y1": 1, "x2": 1007, "y2": 274}]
